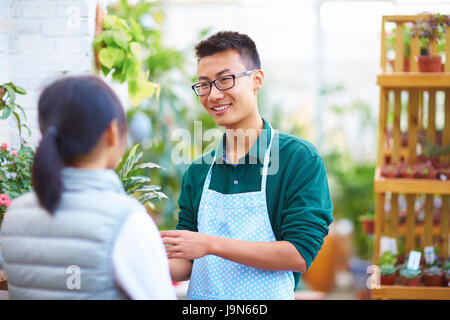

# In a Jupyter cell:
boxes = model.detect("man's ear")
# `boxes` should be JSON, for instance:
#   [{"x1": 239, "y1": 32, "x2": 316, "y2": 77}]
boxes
[{"x1": 253, "y1": 69, "x2": 264, "y2": 92}]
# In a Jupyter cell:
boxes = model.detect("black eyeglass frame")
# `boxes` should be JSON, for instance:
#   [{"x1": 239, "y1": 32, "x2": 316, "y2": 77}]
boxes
[{"x1": 191, "y1": 69, "x2": 258, "y2": 96}]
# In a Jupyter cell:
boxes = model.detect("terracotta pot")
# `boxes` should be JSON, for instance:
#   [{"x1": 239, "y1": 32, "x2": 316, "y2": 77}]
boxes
[
  {"x1": 422, "y1": 274, "x2": 445, "y2": 287},
  {"x1": 361, "y1": 218, "x2": 374, "y2": 234},
  {"x1": 381, "y1": 164, "x2": 398, "y2": 178},
  {"x1": 380, "y1": 274, "x2": 396, "y2": 285},
  {"x1": 417, "y1": 56, "x2": 442, "y2": 72},
  {"x1": 398, "y1": 165, "x2": 416, "y2": 179},
  {"x1": 416, "y1": 167, "x2": 438, "y2": 179},
  {"x1": 399, "y1": 276, "x2": 421, "y2": 286},
  {"x1": 438, "y1": 168, "x2": 450, "y2": 180}
]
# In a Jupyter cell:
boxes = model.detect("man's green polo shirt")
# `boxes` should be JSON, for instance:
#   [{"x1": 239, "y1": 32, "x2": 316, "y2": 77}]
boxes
[{"x1": 176, "y1": 118, "x2": 334, "y2": 289}]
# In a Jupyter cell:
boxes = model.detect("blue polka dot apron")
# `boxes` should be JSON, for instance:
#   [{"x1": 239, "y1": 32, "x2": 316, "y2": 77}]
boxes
[{"x1": 186, "y1": 123, "x2": 295, "y2": 300}]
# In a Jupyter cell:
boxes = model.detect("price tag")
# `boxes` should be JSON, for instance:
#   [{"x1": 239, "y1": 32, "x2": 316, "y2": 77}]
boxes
[
  {"x1": 424, "y1": 246, "x2": 436, "y2": 265},
  {"x1": 380, "y1": 236, "x2": 397, "y2": 255},
  {"x1": 407, "y1": 250, "x2": 422, "y2": 270}
]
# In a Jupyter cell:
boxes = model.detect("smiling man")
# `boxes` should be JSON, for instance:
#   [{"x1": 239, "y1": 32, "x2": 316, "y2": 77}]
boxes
[{"x1": 160, "y1": 31, "x2": 333, "y2": 300}]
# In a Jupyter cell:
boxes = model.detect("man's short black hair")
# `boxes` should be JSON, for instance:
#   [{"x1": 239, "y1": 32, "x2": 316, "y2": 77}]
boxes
[{"x1": 194, "y1": 31, "x2": 261, "y2": 69}]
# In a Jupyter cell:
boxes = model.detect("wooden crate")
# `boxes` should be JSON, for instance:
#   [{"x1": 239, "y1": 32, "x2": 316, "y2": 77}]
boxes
[{"x1": 372, "y1": 15, "x2": 450, "y2": 300}]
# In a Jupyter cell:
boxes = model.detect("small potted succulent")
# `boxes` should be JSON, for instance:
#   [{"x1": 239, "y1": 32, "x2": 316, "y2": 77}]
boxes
[
  {"x1": 398, "y1": 163, "x2": 416, "y2": 179},
  {"x1": 411, "y1": 14, "x2": 450, "y2": 72},
  {"x1": 398, "y1": 268, "x2": 422, "y2": 286},
  {"x1": 381, "y1": 163, "x2": 399, "y2": 178},
  {"x1": 360, "y1": 213, "x2": 374, "y2": 234},
  {"x1": 415, "y1": 164, "x2": 438, "y2": 179},
  {"x1": 380, "y1": 264, "x2": 397, "y2": 285},
  {"x1": 422, "y1": 265, "x2": 445, "y2": 287}
]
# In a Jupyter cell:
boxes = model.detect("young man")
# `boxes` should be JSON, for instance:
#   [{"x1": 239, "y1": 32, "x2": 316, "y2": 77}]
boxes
[{"x1": 160, "y1": 31, "x2": 333, "y2": 300}]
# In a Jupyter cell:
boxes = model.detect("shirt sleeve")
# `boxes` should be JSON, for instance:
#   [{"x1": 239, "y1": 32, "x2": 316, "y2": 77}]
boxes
[
  {"x1": 280, "y1": 155, "x2": 334, "y2": 271},
  {"x1": 175, "y1": 168, "x2": 198, "y2": 232},
  {"x1": 112, "y1": 209, "x2": 177, "y2": 300}
]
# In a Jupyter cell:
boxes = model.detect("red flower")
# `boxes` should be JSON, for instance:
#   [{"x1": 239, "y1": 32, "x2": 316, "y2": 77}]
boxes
[
  {"x1": 0, "y1": 194, "x2": 11, "y2": 207},
  {"x1": 11, "y1": 151, "x2": 18, "y2": 157},
  {"x1": 1, "y1": 143, "x2": 7, "y2": 151}
]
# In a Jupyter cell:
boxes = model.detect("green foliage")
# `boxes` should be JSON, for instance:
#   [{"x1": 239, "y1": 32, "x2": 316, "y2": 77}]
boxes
[
  {"x1": 379, "y1": 251, "x2": 397, "y2": 266},
  {"x1": 94, "y1": 13, "x2": 159, "y2": 106},
  {"x1": 0, "y1": 82, "x2": 31, "y2": 142},
  {"x1": 420, "y1": 139, "x2": 450, "y2": 158},
  {"x1": 380, "y1": 264, "x2": 397, "y2": 276},
  {"x1": 399, "y1": 268, "x2": 422, "y2": 279},
  {"x1": 386, "y1": 25, "x2": 412, "y2": 57},
  {"x1": 116, "y1": 144, "x2": 168, "y2": 210}
]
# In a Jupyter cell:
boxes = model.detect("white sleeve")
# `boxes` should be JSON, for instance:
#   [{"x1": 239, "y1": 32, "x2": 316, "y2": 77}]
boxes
[{"x1": 112, "y1": 209, "x2": 177, "y2": 300}]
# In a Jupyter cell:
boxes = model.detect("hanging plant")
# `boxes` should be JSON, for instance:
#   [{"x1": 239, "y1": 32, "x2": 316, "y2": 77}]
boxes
[{"x1": 93, "y1": 11, "x2": 160, "y2": 106}]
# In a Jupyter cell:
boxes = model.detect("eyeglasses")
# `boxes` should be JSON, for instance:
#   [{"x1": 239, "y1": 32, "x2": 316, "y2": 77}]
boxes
[{"x1": 192, "y1": 69, "x2": 258, "y2": 96}]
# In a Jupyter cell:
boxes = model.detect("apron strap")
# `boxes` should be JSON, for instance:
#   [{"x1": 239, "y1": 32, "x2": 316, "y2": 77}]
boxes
[{"x1": 204, "y1": 120, "x2": 275, "y2": 193}]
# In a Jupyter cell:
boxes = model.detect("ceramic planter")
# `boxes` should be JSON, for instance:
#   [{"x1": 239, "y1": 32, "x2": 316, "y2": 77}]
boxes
[
  {"x1": 417, "y1": 56, "x2": 442, "y2": 72},
  {"x1": 398, "y1": 164, "x2": 416, "y2": 179},
  {"x1": 398, "y1": 276, "x2": 421, "y2": 286}
]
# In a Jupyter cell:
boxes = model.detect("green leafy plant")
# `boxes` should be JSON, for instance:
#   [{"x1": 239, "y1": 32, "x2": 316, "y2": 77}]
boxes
[
  {"x1": 0, "y1": 143, "x2": 35, "y2": 226},
  {"x1": 420, "y1": 139, "x2": 450, "y2": 158},
  {"x1": 379, "y1": 251, "x2": 397, "y2": 266},
  {"x1": 93, "y1": 14, "x2": 159, "y2": 106},
  {"x1": 0, "y1": 82, "x2": 31, "y2": 141},
  {"x1": 411, "y1": 13, "x2": 450, "y2": 56},
  {"x1": 380, "y1": 264, "x2": 397, "y2": 276},
  {"x1": 116, "y1": 143, "x2": 167, "y2": 210}
]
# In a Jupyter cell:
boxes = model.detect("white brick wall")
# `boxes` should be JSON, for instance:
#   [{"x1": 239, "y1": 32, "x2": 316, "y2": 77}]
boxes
[{"x1": 2, "y1": 0, "x2": 97, "y2": 149}]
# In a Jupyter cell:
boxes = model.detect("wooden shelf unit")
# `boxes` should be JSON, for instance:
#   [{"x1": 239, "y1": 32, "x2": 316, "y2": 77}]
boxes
[{"x1": 372, "y1": 15, "x2": 450, "y2": 300}]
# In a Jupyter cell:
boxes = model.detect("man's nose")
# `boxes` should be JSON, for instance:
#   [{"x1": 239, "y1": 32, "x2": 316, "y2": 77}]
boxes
[{"x1": 208, "y1": 84, "x2": 225, "y2": 101}]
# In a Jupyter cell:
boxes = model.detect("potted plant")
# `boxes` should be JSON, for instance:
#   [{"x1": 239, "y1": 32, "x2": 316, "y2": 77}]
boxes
[
  {"x1": 398, "y1": 163, "x2": 416, "y2": 179},
  {"x1": 415, "y1": 163, "x2": 438, "y2": 179},
  {"x1": 381, "y1": 163, "x2": 399, "y2": 178},
  {"x1": 380, "y1": 264, "x2": 397, "y2": 285},
  {"x1": 422, "y1": 265, "x2": 445, "y2": 287},
  {"x1": 386, "y1": 24, "x2": 412, "y2": 72},
  {"x1": 398, "y1": 268, "x2": 422, "y2": 286},
  {"x1": 360, "y1": 213, "x2": 374, "y2": 234},
  {"x1": 411, "y1": 14, "x2": 450, "y2": 72}
]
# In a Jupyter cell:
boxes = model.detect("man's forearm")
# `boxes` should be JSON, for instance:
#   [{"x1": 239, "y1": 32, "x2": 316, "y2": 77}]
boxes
[
  {"x1": 168, "y1": 258, "x2": 192, "y2": 282},
  {"x1": 209, "y1": 236, "x2": 307, "y2": 273}
]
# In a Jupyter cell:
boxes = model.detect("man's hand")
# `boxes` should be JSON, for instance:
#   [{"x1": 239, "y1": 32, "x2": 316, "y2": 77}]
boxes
[{"x1": 160, "y1": 230, "x2": 213, "y2": 260}]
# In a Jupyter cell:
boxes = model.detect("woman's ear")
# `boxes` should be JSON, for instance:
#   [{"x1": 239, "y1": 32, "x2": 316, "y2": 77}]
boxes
[
  {"x1": 105, "y1": 119, "x2": 120, "y2": 147},
  {"x1": 253, "y1": 69, "x2": 264, "y2": 92}
]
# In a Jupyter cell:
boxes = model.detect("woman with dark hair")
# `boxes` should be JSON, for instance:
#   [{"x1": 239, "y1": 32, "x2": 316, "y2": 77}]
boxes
[{"x1": 0, "y1": 75, "x2": 176, "y2": 300}]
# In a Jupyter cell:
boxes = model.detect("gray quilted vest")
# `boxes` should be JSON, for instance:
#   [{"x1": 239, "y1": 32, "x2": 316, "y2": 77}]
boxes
[{"x1": 0, "y1": 167, "x2": 144, "y2": 299}]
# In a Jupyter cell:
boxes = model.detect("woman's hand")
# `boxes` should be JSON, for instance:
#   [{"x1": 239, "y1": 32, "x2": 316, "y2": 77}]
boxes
[{"x1": 160, "y1": 230, "x2": 214, "y2": 260}]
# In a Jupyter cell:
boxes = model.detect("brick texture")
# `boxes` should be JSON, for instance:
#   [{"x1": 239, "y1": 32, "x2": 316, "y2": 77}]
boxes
[{"x1": 1, "y1": 0, "x2": 96, "y2": 148}]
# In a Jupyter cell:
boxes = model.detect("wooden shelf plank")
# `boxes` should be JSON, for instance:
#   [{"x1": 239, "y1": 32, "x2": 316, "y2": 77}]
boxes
[
  {"x1": 377, "y1": 73, "x2": 450, "y2": 88},
  {"x1": 371, "y1": 286, "x2": 450, "y2": 300},
  {"x1": 374, "y1": 168, "x2": 450, "y2": 194}
]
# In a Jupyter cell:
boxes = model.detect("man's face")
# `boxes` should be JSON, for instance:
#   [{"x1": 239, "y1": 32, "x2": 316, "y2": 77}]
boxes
[{"x1": 197, "y1": 49, "x2": 261, "y2": 128}]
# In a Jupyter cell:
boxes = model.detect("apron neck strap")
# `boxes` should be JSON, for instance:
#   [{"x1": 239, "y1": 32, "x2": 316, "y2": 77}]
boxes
[{"x1": 205, "y1": 120, "x2": 275, "y2": 193}]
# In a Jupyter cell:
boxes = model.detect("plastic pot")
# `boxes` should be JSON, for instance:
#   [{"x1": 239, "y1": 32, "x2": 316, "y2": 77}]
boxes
[
  {"x1": 380, "y1": 274, "x2": 396, "y2": 285},
  {"x1": 422, "y1": 274, "x2": 445, "y2": 287}
]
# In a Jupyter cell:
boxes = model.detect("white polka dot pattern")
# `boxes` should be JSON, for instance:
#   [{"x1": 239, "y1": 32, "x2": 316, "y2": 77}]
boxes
[{"x1": 186, "y1": 124, "x2": 295, "y2": 300}]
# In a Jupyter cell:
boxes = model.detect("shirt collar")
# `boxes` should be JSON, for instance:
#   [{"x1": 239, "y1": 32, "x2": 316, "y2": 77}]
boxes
[{"x1": 214, "y1": 117, "x2": 271, "y2": 165}]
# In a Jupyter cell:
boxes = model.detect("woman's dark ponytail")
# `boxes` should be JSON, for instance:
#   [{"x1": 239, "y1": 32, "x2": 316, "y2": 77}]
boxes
[
  {"x1": 32, "y1": 126, "x2": 63, "y2": 213},
  {"x1": 33, "y1": 75, "x2": 126, "y2": 214}
]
